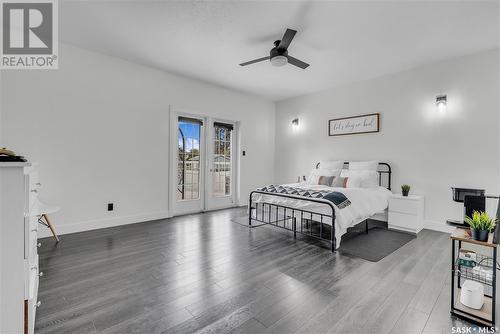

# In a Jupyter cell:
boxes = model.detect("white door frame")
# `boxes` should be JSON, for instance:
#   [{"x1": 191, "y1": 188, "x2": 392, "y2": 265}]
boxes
[{"x1": 168, "y1": 106, "x2": 240, "y2": 217}]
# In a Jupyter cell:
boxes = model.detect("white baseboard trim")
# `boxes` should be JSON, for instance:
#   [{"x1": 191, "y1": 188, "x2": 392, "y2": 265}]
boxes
[
  {"x1": 37, "y1": 210, "x2": 170, "y2": 238},
  {"x1": 423, "y1": 219, "x2": 454, "y2": 234},
  {"x1": 38, "y1": 212, "x2": 453, "y2": 239}
]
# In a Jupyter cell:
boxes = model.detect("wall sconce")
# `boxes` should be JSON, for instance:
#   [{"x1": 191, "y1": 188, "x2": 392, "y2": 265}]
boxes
[
  {"x1": 291, "y1": 118, "x2": 299, "y2": 128},
  {"x1": 436, "y1": 94, "x2": 447, "y2": 113}
]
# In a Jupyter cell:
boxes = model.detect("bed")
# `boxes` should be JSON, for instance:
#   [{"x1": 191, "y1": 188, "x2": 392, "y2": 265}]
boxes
[{"x1": 248, "y1": 162, "x2": 392, "y2": 252}]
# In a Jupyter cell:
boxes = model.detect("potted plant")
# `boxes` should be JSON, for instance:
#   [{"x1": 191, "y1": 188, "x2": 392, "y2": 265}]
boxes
[
  {"x1": 401, "y1": 184, "x2": 411, "y2": 197},
  {"x1": 465, "y1": 211, "x2": 497, "y2": 242}
]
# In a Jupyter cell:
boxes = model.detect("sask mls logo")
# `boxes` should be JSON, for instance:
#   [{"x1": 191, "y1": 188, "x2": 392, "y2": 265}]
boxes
[{"x1": 1, "y1": 0, "x2": 58, "y2": 69}]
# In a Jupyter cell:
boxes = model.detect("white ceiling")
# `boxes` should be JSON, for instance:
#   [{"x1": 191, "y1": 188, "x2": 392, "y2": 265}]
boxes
[{"x1": 60, "y1": 1, "x2": 500, "y2": 101}]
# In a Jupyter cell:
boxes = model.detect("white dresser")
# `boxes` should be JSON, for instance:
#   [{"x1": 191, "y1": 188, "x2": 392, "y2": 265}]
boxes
[
  {"x1": 0, "y1": 163, "x2": 42, "y2": 334},
  {"x1": 388, "y1": 194, "x2": 424, "y2": 234}
]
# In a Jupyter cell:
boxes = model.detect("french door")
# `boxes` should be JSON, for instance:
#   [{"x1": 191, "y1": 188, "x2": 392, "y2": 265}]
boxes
[
  {"x1": 170, "y1": 110, "x2": 237, "y2": 216},
  {"x1": 206, "y1": 121, "x2": 236, "y2": 210}
]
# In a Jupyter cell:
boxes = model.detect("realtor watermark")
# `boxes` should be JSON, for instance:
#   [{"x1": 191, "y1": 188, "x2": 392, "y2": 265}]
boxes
[
  {"x1": 1, "y1": 0, "x2": 58, "y2": 69},
  {"x1": 452, "y1": 326, "x2": 498, "y2": 333}
]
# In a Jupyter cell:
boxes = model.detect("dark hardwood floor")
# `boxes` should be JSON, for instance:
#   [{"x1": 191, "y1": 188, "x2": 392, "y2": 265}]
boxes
[{"x1": 36, "y1": 207, "x2": 476, "y2": 334}]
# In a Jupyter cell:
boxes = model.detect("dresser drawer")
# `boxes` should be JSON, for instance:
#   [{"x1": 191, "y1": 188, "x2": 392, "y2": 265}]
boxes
[
  {"x1": 24, "y1": 215, "x2": 39, "y2": 260},
  {"x1": 26, "y1": 169, "x2": 40, "y2": 213},
  {"x1": 27, "y1": 271, "x2": 40, "y2": 334},
  {"x1": 389, "y1": 197, "x2": 419, "y2": 215},
  {"x1": 28, "y1": 185, "x2": 40, "y2": 214},
  {"x1": 28, "y1": 254, "x2": 39, "y2": 299},
  {"x1": 388, "y1": 211, "x2": 423, "y2": 234},
  {"x1": 29, "y1": 229, "x2": 39, "y2": 265},
  {"x1": 28, "y1": 169, "x2": 40, "y2": 192},
  {"x1": 29, "y1": 214, "x2": 39, "y2": 233},
  {"x1": 24, "y1": 253, "x2": 39, "y2": 300}
]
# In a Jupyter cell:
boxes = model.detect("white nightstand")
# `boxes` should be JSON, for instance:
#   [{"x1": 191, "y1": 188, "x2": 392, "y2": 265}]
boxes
[{"x1": 388, "y1": 194, "x2": 424, "y2": 234}]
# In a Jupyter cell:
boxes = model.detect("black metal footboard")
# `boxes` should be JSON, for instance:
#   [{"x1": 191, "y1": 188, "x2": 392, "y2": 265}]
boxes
[{"x1": 249, "y1": 191, "x2": 337, "y2": 252}]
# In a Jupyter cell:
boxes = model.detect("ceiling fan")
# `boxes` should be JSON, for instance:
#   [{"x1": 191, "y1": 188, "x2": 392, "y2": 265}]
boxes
[{"x1": 239, "y1": 28, "x2": 309, "y2": 69}]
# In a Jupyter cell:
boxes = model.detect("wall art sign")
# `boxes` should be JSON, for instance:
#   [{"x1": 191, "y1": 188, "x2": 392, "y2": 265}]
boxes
[{"x1": 328, "y1": 113, "x2": 379, "y2": 136}]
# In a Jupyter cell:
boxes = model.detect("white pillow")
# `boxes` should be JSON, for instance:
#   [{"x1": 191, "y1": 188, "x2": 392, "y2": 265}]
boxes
[
  {"x1": 346, "y1": 175, "x2": 362, "y2": 188},
  {"x1": 319, "y1": 160, "x2": 344, "y2": 171},
  {"x1": 348, "y1": 170, "x2": 378, "y2": 188},
  {"x1": 361, "y1": 170, "x2": 379, "y2": 188},
  {"x1": 307, "y1": 168, "x2": 341, "y2": 186},
  {"x1": 349, "y1": 160, "x2": 378, "y2": 172}
]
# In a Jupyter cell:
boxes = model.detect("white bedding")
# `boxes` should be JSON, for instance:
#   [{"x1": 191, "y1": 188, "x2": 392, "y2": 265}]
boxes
[{"x1": 251, "y1": 183, "x2": 392, "y2": 248}]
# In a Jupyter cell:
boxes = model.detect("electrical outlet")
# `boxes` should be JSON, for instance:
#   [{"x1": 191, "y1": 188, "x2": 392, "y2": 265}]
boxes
[{"x1": 108, "y1": 203, "x2": 114, "y2": 211}]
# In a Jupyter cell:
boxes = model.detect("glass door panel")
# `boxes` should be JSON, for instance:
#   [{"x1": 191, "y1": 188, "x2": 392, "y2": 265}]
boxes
[
  {"x1": 173, "y1": 115, "x2": 204, "y2": 215},
  {"x1": 177, "y1": 118, "x2": 201, "y2": 201},
  {"x1": 213, "y1": 123, "x2": 232, "y2": 197}
]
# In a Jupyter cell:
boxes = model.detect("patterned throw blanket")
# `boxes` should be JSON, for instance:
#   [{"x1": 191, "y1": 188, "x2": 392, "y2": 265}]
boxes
[{"x1": 257, "y1": 185, "x2": 351, "y2": 209}]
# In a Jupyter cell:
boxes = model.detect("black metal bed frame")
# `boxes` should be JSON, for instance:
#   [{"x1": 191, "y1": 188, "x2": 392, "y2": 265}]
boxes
[{"x1": 248, "y1": 162, "x2": 392, "y2": 252}]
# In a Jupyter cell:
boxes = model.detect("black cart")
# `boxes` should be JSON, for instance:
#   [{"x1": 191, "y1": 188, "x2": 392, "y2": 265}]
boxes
[{"x1": 451, "y1": 228, "x2": 497, "y2": 327}]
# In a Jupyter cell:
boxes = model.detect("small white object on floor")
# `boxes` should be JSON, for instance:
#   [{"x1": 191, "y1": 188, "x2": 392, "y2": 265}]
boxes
[{"x1": 460, "y1": 279, "x2": 484, "y2": 309}]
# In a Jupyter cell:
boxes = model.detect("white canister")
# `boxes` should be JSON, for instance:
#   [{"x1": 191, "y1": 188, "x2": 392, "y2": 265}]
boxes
[{"x1": 460, "y1": 280, "x2": 484, "y2": 310}]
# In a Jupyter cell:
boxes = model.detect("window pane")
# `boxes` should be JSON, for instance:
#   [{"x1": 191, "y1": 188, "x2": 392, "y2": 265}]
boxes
[
  {"x1": 178, "y1": 118, "x2": 201, "y2": 201},
  {"x1": 212, "y1": 125, "x2": 232, "y2": 197}
]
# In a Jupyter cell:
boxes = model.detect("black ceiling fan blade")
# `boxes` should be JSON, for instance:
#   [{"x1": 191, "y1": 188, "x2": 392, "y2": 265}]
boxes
[
  {"x1": 278, "y1": 28, "x2": 297, "y2": 49},
  {"x1": 239, "y1": 56, "x2": 270, "y2": 66},
  {"x1": 287, "y1": 56, "x2": 309, "y2": 69}
]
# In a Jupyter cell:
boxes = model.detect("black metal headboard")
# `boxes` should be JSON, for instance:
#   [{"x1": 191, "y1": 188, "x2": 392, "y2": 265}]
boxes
[{"x1": 316, "y1": 162, "x2": 392, "y2": 190}]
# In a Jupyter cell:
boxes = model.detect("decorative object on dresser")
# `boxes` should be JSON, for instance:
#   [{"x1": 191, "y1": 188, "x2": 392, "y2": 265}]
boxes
[
  {"x1": 328, "y1": 113, "x2": 379, "y2": 136},
  {"x1": 0, "y1": 147, "x2": 27, "y2": 162},
  {"x1": 388, "y1": 194, "x2": 424, "y2": 234},
  {"x1": 401, "y1": 184, "x2": 411, "y2": 197},
  {"x1": 0, "y1": 162, "x2": 42, "y2": 334},
  {"x1": 451, "y1": 228, "x2": 497, "y2": 327}
]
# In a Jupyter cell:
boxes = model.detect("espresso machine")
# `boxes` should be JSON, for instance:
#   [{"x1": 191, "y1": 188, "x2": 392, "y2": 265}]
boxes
[{"x1": 448, "y1": 188, "x2": 486, "y2": 227}]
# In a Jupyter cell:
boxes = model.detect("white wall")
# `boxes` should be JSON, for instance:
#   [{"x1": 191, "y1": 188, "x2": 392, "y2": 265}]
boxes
[
  {"x1": 1, "y1": 43, "x2": 275, "y2": 236},
  {"x1": 275, "y1": 49, "x2": 500, "y2": 231}
]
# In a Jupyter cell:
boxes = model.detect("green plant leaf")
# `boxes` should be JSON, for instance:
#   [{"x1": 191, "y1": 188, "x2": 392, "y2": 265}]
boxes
[{"x1": 465, "y1": 210, "x2": 497, "y2": 231}]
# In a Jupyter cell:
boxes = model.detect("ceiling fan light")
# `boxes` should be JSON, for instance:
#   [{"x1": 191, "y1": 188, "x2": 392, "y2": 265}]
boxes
[{"x1": 270, "y1": 55, "x2": 288, "y2": 67}]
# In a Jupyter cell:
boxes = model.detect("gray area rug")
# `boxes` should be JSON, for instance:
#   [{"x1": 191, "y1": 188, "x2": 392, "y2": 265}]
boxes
[
  {"x1": 339, "y1": 226, "x2": 415, "y2": 262},
  {"x1": 231, "y1": 216, "x2": 415, "y2": 262}
]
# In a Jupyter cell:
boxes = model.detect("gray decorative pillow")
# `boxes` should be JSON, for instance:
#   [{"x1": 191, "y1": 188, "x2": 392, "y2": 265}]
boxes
[{"x1": 317, "y1": 175, "x2": 335, "y2": 186}]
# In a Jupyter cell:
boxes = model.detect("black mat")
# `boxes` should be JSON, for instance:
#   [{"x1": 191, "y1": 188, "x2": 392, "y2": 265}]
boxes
[{"x1": 339, "y1": 227, "x2": 415, "y2": 262}]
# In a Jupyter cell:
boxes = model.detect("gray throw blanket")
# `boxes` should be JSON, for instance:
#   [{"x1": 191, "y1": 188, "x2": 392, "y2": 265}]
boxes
[{"x1": 257, "y1": 185, "x2": 351, "y2": 209}]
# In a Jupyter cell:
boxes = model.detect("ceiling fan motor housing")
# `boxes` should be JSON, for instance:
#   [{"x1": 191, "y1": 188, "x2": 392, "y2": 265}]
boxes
[{"x1": 270, "y1": 45, "x2": 288, "y2": 59}]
